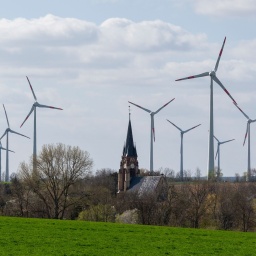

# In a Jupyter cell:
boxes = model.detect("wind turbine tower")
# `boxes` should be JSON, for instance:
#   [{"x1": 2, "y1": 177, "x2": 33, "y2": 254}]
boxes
[
  {"x1": 214, "y1": 135, "x2": 234, "y2": 181},
  {"x1": 175, "y1": 37, "x2": 237, "y2": 179},
  {"x1": 233, "y1": 103, "x2": 256, "y2": 181},
  {"x1": 128, "y1": 99, "x2": 175, "y2": 173},
  {"x1": 0, "y1": 104, "x2": 30, "y2": 182},
  {"x1": 20, "y1": 77, "x2": 63, "y2": 169},
  {"x1": 0, "y1": 142, "x2": 14, "y2": 182},
  {"x1": 167, "y1": 120, "x2": 201, "y2": 181}
]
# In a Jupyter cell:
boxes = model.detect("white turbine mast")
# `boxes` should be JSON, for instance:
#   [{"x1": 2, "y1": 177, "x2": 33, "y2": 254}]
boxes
[
  {"x1": 167, "y1": 120, "x2": 201, "y2": 181},
  {"x1": 175, "y1": 37, "x2": 237, "y2": 179},
  {"x1": 233, "y1": 103, "x2": 256, "y2": 181},
  {"x1": 20, "y1": 76, "x2": 63, "y2": 168},
  {"x1": 0, "y1": 141, "x2": 14, "y2": 182},
  {"x1": 0, "y1": 104, "x2": 29, "y2": 182},
  {"x1": 128, "y1": 99, "x2": 175, "y2": 173},
  {"x1": 214, "y1": 135, "x2": 234, "y2": 181}
]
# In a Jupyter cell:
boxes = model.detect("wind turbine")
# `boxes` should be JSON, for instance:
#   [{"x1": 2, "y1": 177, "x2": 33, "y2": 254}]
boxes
[
  {"x1": 0, "y1": 104, "x2": 30, "y2": 182},
  {"x1": 233, "y1": 103, "x2": 256, "y2": 181},
  {"x1": 128, "y1": 99, "x2": 175, "y2": 172},
  {"x1": 0, "y1": 141, "x2": 14, "y2": 182},
  {"x1": 167, "y1": 120, "x2": 201, "y2": 181},
  {"x1": 214, "y1": 135, "x2": 234, "y2": 181},
  {"x1": 20, "y1": 76, "x2": 63, "y2": 167},
  {"x1": 175, "y1": 37, "x2": 237, "y2": 179}
]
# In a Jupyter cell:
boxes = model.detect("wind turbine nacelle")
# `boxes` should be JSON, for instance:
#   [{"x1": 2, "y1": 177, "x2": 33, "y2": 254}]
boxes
[{"x1": 209, "y1": 70, "x2": 215, "y2": 76}]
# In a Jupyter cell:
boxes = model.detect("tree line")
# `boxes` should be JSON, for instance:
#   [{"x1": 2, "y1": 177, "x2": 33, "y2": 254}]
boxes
[{"x1": 0, "y1": 143, "x2": 255, "y2": 232}]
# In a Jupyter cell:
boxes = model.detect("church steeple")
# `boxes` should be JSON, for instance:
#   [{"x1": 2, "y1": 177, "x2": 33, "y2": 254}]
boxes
[
  {"x1": 123, "y1": 111, "x2": 137, "y2": 157},
  {"x1": 118, "y1": 108, "x2": 139, "y2": 192}
]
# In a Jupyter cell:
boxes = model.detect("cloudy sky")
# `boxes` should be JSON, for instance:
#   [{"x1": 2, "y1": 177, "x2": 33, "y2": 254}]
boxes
[{"x1": 0, "y1": 0, "x2": 256, "y2": 178}]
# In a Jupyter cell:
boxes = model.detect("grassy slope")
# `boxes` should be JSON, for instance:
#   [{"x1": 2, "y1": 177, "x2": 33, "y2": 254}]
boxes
[{"x1": 0, "y1": 217, "x2": 255, "y2": 256}]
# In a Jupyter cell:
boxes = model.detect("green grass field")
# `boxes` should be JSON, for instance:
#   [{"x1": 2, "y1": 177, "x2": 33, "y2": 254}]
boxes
[{"x1": 0, "y1": 217, "x2": 255, "y2": 256}]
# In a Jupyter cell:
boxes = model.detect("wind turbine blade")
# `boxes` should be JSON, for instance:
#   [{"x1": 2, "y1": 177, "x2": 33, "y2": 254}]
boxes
[
  {"x1": 1, "y1": 147, "x2": 15, "y2": 153},
  {"x1": 26, "y1": 76, "x2": 37, "y2": 101},
  {"x1": 213, "y1": 135, "x2": 219, "y2": 142},
  {"x1": 155, "y1": 98, "x2": 175, "y2": 114},
  {"x1": 233, "y1": 102, "x2": 250, "y2": 120},
  {"x1": 243, "y1": 124, "x2": 248, "y2": 146},
  {"x1": 20, "y1": 106, "x2": 35, "y2": 127},
  {"x1": 166, "y1": 119, "x2": 182, "y2": 132},
  {"x1": 128, "y1": 101, "x2": 151, "y2": 113},
  {"x1": 184, "y1": 124, "x2": 201, "y2": 133},
  {"x1": 221, "y1": 139, "x2": 235, "y2": 144},
  {"x1": 0, "y1": 131, "x2": 7, "y2": 141},
  {"x1": 215, "y1": 148, "x2": 219, "y2": 160},
  {"x1": 3, "y1": 104, "x2": 10, "y2": 128},
  {"x1": 214, "y1": 37, "x2": 226, "y2": 72},
  {"x1": 175, "y1": 72, "x2": 209, "y2": 81},
  {"x1": 9, "y1": 129, "x2": 30, "y2": 139},
  {"x1": 212, "y1": 76, "x2": 237, "y2": 105},
  {"x1": 37, "y1": 103, "x2": 63, "y2": 110}
]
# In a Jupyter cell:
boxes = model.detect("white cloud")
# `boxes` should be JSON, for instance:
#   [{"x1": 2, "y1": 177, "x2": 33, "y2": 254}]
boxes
[
  {"x1": 100, "y1": 18, "x2": 207, "y2": 52},
  {"x1": 0, "y1": 14, "x2": 99, "y2": 46},
  {"x1": 192, "y1": 0, "x2": 256, "y2": 17}
]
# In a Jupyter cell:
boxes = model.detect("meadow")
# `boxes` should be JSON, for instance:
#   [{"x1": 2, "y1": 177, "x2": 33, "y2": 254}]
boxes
[{"x1": 0, "y1": 216, "x2": 255, "y2": 256}]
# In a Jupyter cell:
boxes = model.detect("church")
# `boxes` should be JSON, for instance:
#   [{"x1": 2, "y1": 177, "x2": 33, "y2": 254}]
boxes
[
  {"x1": 118, "y1": 112, "x2": 167, "y2": 199},
  {"x1": 118, "y1": 112, "x2": 139, "y2": 192}
]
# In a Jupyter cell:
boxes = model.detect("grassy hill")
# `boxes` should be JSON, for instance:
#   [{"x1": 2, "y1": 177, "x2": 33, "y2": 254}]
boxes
[{"x1": 0, "y1": 216, "x2": 255, "y2": 255}]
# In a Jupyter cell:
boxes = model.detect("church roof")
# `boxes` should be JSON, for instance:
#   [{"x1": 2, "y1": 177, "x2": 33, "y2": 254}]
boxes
[
  {"x1": 128, "y1": 176, "x2": 163, "y2": 197},
  {"x1": 123, "y1": 114, "x2": 137, "y2": 157}
]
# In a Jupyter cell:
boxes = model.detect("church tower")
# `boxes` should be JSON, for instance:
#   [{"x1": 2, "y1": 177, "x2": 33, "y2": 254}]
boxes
[{"x1": 118, "y1": 111, "x2": 139, "y2": 192}]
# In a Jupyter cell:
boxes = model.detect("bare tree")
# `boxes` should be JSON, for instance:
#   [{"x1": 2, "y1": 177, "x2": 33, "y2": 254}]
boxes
[
  {"x1": 159, "y1": 167, "x2": 176, "y2": 181},
  {"x1": 183, "y1": 182, "x2": 210, "y2": 228},
  {"x1": 165, "y1": 182, "x2": 211, "y2": 228},
  {"x1": 129, "y1": 192, "x2": 159, "y2": 225},
  {"x1": 93, "y1": 168, "x2": 117, "y2": 195},
  {"x1": 194, "y1": 168, "x2": 202, "y2": 181},
  {"x1": 235, "y1": 173, "x2": 240, "y2": 183},
  {"x1": 216, "y1": 183, "x2": 236, "y2": 230},
  {"x1": 233, "y1": 183, "x2": 255, "y2": 232},
  {"x1": 19, "y1": 143, "x2": 93, "y2": 219},
  {"x1": 0, "y1": 183, "x2": 7, "y2": 215},
  {"x1": 9, "y1": 174, "x2": 27, "y2": 217}
]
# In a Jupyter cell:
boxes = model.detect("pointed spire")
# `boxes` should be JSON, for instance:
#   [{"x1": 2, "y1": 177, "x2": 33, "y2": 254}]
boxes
[{"x1": 123, "y1": 106, "x2": 137, "y2": 157}]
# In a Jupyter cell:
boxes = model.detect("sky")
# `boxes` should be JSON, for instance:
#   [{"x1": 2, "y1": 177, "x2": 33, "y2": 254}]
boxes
[{"x1": 0, "y1": 0, "x2": 256, "y2": 178}]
